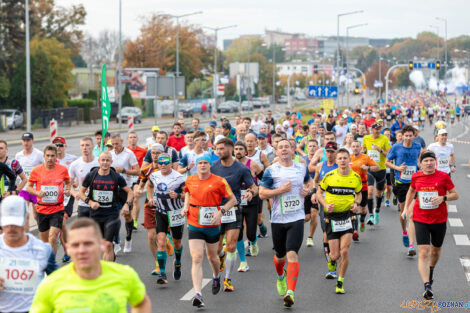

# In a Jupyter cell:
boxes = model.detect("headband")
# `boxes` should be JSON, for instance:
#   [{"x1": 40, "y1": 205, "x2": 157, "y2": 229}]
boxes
[{"x1": 420, "y1": 151, "x2": 436, "y2": 163}]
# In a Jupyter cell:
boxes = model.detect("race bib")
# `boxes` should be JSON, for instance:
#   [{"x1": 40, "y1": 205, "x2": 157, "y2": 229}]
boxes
[
  {"x1": 22, "y1": 166, "x2": 34, "y2": 178},
  {"x1": 41, "y1": 185, "x2": 59, "y2": 203},
  {"x1": 240, "y1": 190, "x2": 248, "y2": 206},
  {"x1": 93, "y1": 190, "x2": 113, "y2": 203},
  {"x1": 0, "y1": 257, "x2": 39, "y2": 294},
  {"x1": 167, "y1": 209, "x2": 186, "y2": 227},
  {"x1": 418, "y1": 191, "x2": 439, "y2": 209},
  {"x1": 280, "y1": 194, "x2": 302, "y2": 214},
  {"x1": 367, "y1": 150, "x2": 380, "y2": 163},
  {"x1": 221, "y1": 207, "x2": 237, "y2": 224},
  {"x1": 198, "y1": 206, "x2": 218, "y2": 226},
  {"x1": 331, "y1": 217, "x2": 352, "y2": 232},
  {"x1": 437, "y1": 157, "x2": 449, "y2": 170},
  {"x1": 400, "y1": 166, "x2": 416, "y2": 181}
]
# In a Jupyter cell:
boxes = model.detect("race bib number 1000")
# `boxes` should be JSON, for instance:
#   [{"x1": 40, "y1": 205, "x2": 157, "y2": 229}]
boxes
[
  {"x1": 0, "y1": 257, "x2": 39, "y2": 294},
  {"x1": 280, "y1": 194, "x2": 302, "y2": 214},
  {"x1": 41, "y1": 185, "x2": 59, "y2": 203},
  {"x1": 418, "y1": 191, "x2": 439, "y2": 209}
]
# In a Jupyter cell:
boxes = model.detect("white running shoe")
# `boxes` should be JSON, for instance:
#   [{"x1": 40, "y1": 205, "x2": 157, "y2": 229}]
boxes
[
  {"x1": 123, "y1": 239, "x2": 132, "y2": 253},
  {"x1": 114, "y1": 243, "x2": 122, "y2": 255}
]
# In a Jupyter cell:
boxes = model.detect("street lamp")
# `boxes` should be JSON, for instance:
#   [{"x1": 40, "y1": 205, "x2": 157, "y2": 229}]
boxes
[
  {"x1": 25, "y1": 0, "x2": 31, "y2": 131},
  {"x1": 436, "y1": 17, "x2": 447, "y2": 69},
  {"x1": 346, "y1": 23, "x2": 367, "y2": 108},
  {"x1": 430, "y1": 25, "x2": 440, "y2": 61},
  {"x1": 204, "y1": 25, "x2": 237, "y2": 99}
]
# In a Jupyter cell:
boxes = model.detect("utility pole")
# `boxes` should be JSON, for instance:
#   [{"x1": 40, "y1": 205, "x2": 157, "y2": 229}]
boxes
[
  {"x1": 117, "y1": 0, "x2": 122, "y2": 127},
  {"x1": 25, "y1": 0, "x2": 31, "y2": 132}
]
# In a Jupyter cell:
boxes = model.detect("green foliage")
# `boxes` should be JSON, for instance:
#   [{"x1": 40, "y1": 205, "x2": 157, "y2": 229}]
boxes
[
  {"x1": 0, "y1": 75, "x2": 10, "y2": 100},
  {"x1": 395, "y1": 67, "x2": 411, "y2": 88},
  {"x1": 122, "y1": 84, "x2": 133, "y2": 106},
  {"x1": 187, "y1": 79, "x2": 211, "y2": 99},
  {"x1": 68, "y1": 99, "x2": 94, "y2": 108},
  {"x1": 71, "y1": 55, "x2": 87, "y2": 67},
  {"x1": 87, "y1": 90, "x2": 98, "y2": 100},
  {"x1": 32, "y1": 117, "x2": 43, "y2": 130},
  {"x1": 52, "y1": 99, "x2": 65, "y2": 108}
]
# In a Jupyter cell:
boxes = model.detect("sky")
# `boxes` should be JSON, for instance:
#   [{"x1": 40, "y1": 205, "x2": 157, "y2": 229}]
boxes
[{"x1": 58, "y1": 0, "x2": 470, "y2": 48}]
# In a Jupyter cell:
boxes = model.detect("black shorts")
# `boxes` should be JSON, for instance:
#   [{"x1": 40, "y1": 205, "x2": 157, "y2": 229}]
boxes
[
  {"x1": 220, "y1": 208, "x2": 242, "y2": 234},
  {"x1": 155, "y1": 210, "x2": 184, "y2": 240},
  {"x1": 271, "y1": 219, "x2": 304, "y2": 258},
  {"x1": 64, "y1": 196, "x2": 75, "y2": 218},
  {"x1": 77, "y1": 205, "x2": 91, "y2": 218},
  {"x1": 393, "y1": 182, "x2": 410, "y2": 204},
  {"x1": 188, "y1": 225, "x2": 220, "y2": 244},
  {"x1": 37, "y1": 211, "x2": 65, "y2": 232},
  {"x1": 96, "y1": 218, "x2": 121, "y2": 243},
  {"x1": 319, "y1": 205, "x2": 326, "y2": 232},
  {"x1": 304, "y1": 191, "x2": 319, "y2": 215},
  {"x1": 360, "y1": 190, "x2": 368, "y2": 207},
  {"x1": 428, "y1": 114, "x2": 434, "y2": 118},
  {"x1": 367, "y1": 169, "x2": 386, "y2": 191},
  {"x1": 325, "y1": 212, "x2": 354, "y2": 241},
  {"x1": 414, "y1": 221, "x2": 447, "y2": 248},
  {"x1": 386, "y1": 172, "x2": 392, "y2": 186}
]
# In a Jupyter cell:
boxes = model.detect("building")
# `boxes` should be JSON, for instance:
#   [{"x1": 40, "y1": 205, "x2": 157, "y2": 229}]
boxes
[
  {"x1": 277, "y1": 61, "x2": 334, "y2": 77},
  {"x1": 264, "y1": 29, "x2": 304, "y2": 47}
]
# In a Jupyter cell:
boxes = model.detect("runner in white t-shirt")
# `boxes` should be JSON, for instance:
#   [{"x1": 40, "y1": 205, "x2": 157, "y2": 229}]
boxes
[
  {"x1": 427, "y1": 129, "x2": 455, "y2": 175},
  {"x1": 15, "y1": 132, "x2": 44, "y2": 205}
]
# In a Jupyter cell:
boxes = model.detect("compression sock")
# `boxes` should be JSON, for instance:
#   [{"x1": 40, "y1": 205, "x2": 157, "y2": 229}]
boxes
[
  {"x1": 360, "y1": 213, "x2": 366, "y2": 223},
  {"x1": 429, "y1": 266, "x2": 435, "y2": 284},
  {"x1": 236, "y1": 240, "x2": 247, "y2": 263},
  {"x1": 367, "y1": 198, "x2": 374, "y2": 214},
  {"x1": 376, "y1": 196, "x2": 382, "y2": 212},
  {"x1": 274, "y1": 256, "x2": 286, "y2": 278},
  {"x1": 323, "y1": 242, "x2": 330, "y2": 262},
  {"x1": 286, "y1": 262, "x2": 300, "y2": 292},
  {"x1": 258, "y1": 223, "x2": 267, "y2": 235},
  {"x1": 225, "y1": 251, "x2": 237, "y2": 280},
  {"x1": 156, "y1": 251, "x2": 167, "y2": 274},
  {"x1": 175, "y1": 247, "x2": 183, "y2": 265},
  {"x1": 125, "y1": 221, "x2": 133, "y2": 241}
]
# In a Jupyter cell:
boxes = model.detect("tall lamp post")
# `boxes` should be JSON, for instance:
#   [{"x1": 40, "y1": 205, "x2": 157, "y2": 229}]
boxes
[
  {"x1": 25, "y1": 0, "x2": 31, "y2": 131},
  {"x1": 346, "y1": 23, "x2": 367, "y2": 108},
  {"x1": 436, "y1": 17, "x2": 447, "y2": 70}
]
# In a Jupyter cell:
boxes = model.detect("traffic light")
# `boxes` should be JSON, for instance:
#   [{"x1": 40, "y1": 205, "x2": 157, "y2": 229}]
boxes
[
  {"x1": 436, "y1": 61, "x2": 441, "y2": 70},
  {"x1": 354, "y1": 88, "x2": 359, "y2": 95},
  {"x1": 409, "y1": 61, "x2": 414, "y2": 70},
  {"x1": 314, "y1": 64, "x2": 318, "y2": 74}
]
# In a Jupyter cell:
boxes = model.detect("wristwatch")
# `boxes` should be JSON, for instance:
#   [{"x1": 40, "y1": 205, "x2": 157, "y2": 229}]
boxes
[
  {"x1": 220, "y1": 208, "x2": 226, "y2": 214},
  {"x1": 443, "y1": 196, "x2": 447, "y2": 202},
  {"x1": 85, "y1": 197, "x2": 90, "y2": 204},
  {"x1": 126, "y1": 201, "x2": 133, "y2": 206}
]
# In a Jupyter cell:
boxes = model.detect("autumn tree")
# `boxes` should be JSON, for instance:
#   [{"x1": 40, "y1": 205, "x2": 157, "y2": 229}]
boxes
[
  {"x1": 365, "y1": 61, "x2": 391, "y2": 97},
  {"x1": 82, "y1": 30, "x2": 122, "y2": 69},
  {"x1": 394, "y1": 67, "x2": 411, "y2": 88}
]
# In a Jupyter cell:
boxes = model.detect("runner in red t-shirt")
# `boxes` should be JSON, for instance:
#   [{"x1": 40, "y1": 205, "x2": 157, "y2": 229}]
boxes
[
  {"x1": 127, "y1": 131, "x2": 148, "y2": 230},
  {"x1": 167, "y1": 123, "x2": 186, "y2": 152},
  {"x1": 361, "y1": 111, "x2": 376, "y2": 129},
  {"x1": 402, "y1": 151, "x2": 458, "y2": 301}
]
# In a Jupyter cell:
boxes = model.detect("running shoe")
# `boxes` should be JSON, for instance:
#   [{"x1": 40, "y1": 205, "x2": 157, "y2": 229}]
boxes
[
  {"x1": 166, "y1": 236, "x2": 174, "y2": 256},
  {"x1": 114, "y1": 243, "x2": 122, "y2": 255},
  {"x1": 238, "y1": 261, "x2": 250, "y2": 272},
  {"x1": 374, "y1": 212, "x2": 380, "y2": 225},
  {"x1": 277, "y1": 270, "x2": 287, "y2": 296},
  {"x1": 192, "y1": 293, "x2": 205, "y2": 308},
  {"x1": 151, "y1": 265, "x2": 160, "y2": 276},
  {"x1": 336, "y1": 281, "x2": 345, "y2": 294},
  {"x1": 157, "y1": 273, "x2": 168, "y2": 284},
  {"x1": 212, "y1": 276, "x2": 221, "y2": 295},
  {"x1": 223, "y1": 278, "x2": 234, "y2": 292},
  {"x1": 219, "y1": 252, "x2": 226, "y2": 272},
  {"x1": 173, "y1": 263, "x2": 181, "y2": 280},
  {"x1": 360, "y1": 222, "x2": 365, "y2": 232},
  {"x1": 352, "y1": 231, "x2": 359, "y2": 242},
  {"x1": 325, "y1": 271, "x2": 337, "y2": 279},
  {"x1": 246, "y1": 242, "x2": 252, "y2": 256},
  {"x1": 306, "y1": 237, "x2": 314, "y2": 247},
  {"x1": 123, "y1": 239, "x2": 132, "y2": 253},
  {"x1": 407, "y1": 246, "x2": 416, "y2": 257},
  {"x1": 62, "y1": 254, "x2": 71, "y2": 263},
  {"x1": 367, "y1": 215, "x2": 375, "y2": 225},
  {"x1": 250, "y1": 242, "x2": 259, "y2": 257},
  {"x1": 283, "y1": 290, "x2": 295, "y2": 307},
  {"x1": 327, "y1": 260, "x2": 337, "y2": 272},
  {"x1": 259, "y1": 224, "x2": 268, "y2": 238},
  {"x1": 402, "y1": 234, "x2": 410, "y2": 248},
  {"x1": 423, "y1": 287, "x2": 434, "y2": 300},
  {"x1": 385, "y1": 199, "x2": 390, "y2": 207}
]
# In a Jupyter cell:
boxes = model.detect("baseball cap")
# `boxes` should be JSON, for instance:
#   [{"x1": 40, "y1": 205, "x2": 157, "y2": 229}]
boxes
[
  {"x1": 397, "y1": 114, "x2": 403, "y2": 118},
  {"x1": 209, "y1": 120, "x2": 217, "y2": 127},
  {"x1": 285, "y1": 111, "x2": 291, "y2": 115},
  {"x1": 150, "y1": 143, "x2": 165, "y2": 151},
  {"x1": 0, "y1": 196, "x2": 28, "y2": 227},
  {"x1": 21, "y1": 132, "x2": 33, "y2": 140},
  {"x1": 52, "y1": 137, "x2": 66, "y2": 144},
  {"x1": 222, "y1": 122, "x2": 232, "y2": 129},
  {"x1": 350, "y1": 124, "x2": 358, "y2": 129},
  {"x1": 196, "y1": 153, "x2": 212, "y2": 165},
  {"x1": 282, "y1": 121, "x2": 290, "y2": 127},
  {"x1": 325, "y1": 141, "x2": 338, "y2": 151},
  {"x1": 214, "y1": 135, "x2": 226, "y2": 145},
  {"x1": 106, "y1": 139, "x2": 113, "y2": 147},
  {"x1": 438, "y1": 129, "x2": 448, "y2": 135},
  {"x1": 371, "y1": 122, "x2": 382, "y2": 129},
  {"x1": 257, "y1": 132, "x2": 268, "y2": 139},
  {"x1": 151, "y1": 126, "x2": 160, "y2": 132}
]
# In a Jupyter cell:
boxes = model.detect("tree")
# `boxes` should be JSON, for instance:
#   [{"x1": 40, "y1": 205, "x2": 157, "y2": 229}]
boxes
[
  {"x1": 122, "y1": 84, "x2": 133, "y2": 106},
  {"x1": 71, "y1": 54, "x2": 87, "y2": 67},
  {"x1": 187, "y1": 79, "x2": 211, "y2": 99},
  {"x1": 394, "y1": 67, "x2": 411, "y2": 88},
  {"x1": 365, "y1": 61, "x2": 392, "y2": 95},
  {"x1": 82, "y1": 30, "x2": 122, "y2": 69}
]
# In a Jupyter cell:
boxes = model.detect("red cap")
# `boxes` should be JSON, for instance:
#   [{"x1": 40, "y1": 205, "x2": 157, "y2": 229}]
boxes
[{"x1": 52, "y1": 137, "x2": 66, "y2": 144}]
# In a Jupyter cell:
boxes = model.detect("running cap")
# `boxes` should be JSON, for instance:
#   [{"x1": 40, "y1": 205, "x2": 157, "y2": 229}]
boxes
[
  {"x1": 325, "y1": 141, "x2": 338, "y2": 151},
  {"x1": 437, "y1": 129, "x2": 448, "y2": 135},
  {"x1": 52, "y1": 137, "x2": 66, "y2": 144},
  {"x1": 214, "y1": 135, "x2": 226, "y2": 145},
  {"x1": 0, "y1": 196, "x2": 28, "y2": 227},
  {"x1": 21, "y1": 132, "x2": 33, "y2": 140},
  {"x1": 150, "y1": 143, "x2": 164, "y2": 151},
  {"x1": 151, "y1": 126, "x2": 160, "y2": 132},
  {"x1": 196, "y1": 153, "x2": 212, "y2": 165}
]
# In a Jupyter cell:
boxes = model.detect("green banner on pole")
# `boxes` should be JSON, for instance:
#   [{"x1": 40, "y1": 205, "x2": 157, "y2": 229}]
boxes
[{"x1": 100, "y1": 64, "x2": 111, "y2": 152}]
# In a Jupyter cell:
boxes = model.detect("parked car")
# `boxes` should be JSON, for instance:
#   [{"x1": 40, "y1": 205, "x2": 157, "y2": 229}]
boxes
[
  {"x1": 278, "y1": 95, "x2": 288, "y2": 104},
  {"x1": 295, "y1": 93, "x2": 307, "y2": 101},
  {"x1": 261, "y1": 98, "x2": 271, "y2": 108},
  {"x1": 241, "y1": 101, "x2": 253, "y2": 111},
  {"x1": 227, "y1": 101, "x2": 239, "y2": 113},
  {"x1": 217, "y1": 102, "x2": 233, "y2": 113},
  {"x1": 179, "y1": 103, "x2": 194, "y2": 118},
  {"x1": 252, "y1": 100, "x2": 263, "y2": 109},
  {"x1": 0, "y1": 109, "x2": 23, "y2": 129},
  {"x1": 464, "y1": 105, "x2": 470, "y2": 115},
  {"x1": 116, "y1": 106, "x2": 142, "y2": 123}
]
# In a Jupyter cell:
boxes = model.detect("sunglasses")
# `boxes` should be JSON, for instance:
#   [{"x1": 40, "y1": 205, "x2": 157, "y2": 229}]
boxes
[
  {"x1": 55, "y1": 143, "x2": 64, "y2": 147},
  {"x1": 157, "y1": 156, "x2": 172, "y2": 165}
]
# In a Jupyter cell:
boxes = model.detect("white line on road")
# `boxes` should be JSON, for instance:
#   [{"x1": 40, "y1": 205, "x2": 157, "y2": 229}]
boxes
[
  {"x1": 454, "y1": 234, "x2": 470, "y2": 246},
  {"x1": 460, "y1": 257, "x2": 470, "y2": 268},
  {"x1": 449, "y1": 218, "x2": 464, "y2": 227},
  {"x1": 456, "y1": 125, "x2": 469, "y2": 139},
  {"x1": 180, "y1": 278, "x2": 211, "y2": 301},
  {"x1": 460, "y1": 163, "x2": 469, "y2": 167},
  {"x1": 448, "y1": 205, "x2": 458, "y2": 213},
  {"x1": 467, "y1": 174, "x2": 470, "y2": 179}
]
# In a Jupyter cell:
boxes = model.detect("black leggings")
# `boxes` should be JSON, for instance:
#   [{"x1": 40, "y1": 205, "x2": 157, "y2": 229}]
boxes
[{"x1": 239, "y1": 204, "x2": 258, "y2": 242}]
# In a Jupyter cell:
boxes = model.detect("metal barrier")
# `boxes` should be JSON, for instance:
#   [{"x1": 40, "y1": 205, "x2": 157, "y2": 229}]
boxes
[{"x1": 36, "y1": 108, "x2": 79, "y2": 128}]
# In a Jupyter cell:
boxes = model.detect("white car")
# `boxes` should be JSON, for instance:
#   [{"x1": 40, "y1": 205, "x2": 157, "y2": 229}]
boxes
[{"x1": 0, "y1": 109, "x2": 24, "y2": 129}]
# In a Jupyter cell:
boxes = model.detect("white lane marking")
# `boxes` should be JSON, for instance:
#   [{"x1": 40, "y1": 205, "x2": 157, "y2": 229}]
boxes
[
  {"x1": 454, "y1": 234, "x2": 470, "y2": 246},
  {"x1": 460, "y1": 257, "x2": 470, "y2": 268},
  {"x1": 466, "y1": 273, "x2": 470, "y2": 282},
  {"x1": 448, "y1": 205, "x2": 458, "y2": 213},
  {"x1": 456, "y1": 125, "x2": 469, "y2": 139},
  {"x1": 467, "y1": 174, "x2": 470, "y2": 179},
  {"x1": 460, "y1": 163, "x2": 469, "y2": 167},
  {"x1": 449, "y1": 218, "x2": 464, "y2": 227},
  {"x1": 180, "y1": 278, "x2": 211, "y2": 301}
]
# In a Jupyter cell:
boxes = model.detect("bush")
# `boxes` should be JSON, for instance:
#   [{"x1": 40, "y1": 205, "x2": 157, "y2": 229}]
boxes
[
  {"x1": 52, "y1": 99, "x2": 65, "y2": 108},
  {"x1": 87, "y1": 90, "x2": 98, "y2": 101},
  {"x1": 32, "y1": 117, "x2": 42, "y2": 130}
]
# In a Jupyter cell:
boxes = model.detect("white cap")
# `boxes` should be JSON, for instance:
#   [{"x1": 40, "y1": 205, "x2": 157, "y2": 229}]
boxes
[
  {"x1": 0, "y1": 196, "x2": 28, "y2": 227},
  {"x1": 214, "y1": 135, "x2": 226, "y2": 145},
  {"x1": 150, "y1": 143, "x2": 164, "y2": 151},
  {"x1": 438, "y1": 129, "x2": 448, "y2": 135},
  {"x1": 350, "y1": 124, "x2": 358, "y2": 129},
  {"x1": 282, "y1": 121, "x2": 290, "y2": 127},
  {"x1": 413, "y1": 125, "x2": 420, "y2": 131}
]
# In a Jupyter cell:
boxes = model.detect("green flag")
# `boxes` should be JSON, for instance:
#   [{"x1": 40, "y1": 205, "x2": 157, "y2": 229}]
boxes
[{"x1": 100, "y1": 64, "x2": 111, "y2": 152}]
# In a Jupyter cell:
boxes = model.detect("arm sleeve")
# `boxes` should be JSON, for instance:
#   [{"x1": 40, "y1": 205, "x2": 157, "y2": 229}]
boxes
[
  {"x1": 11, "y1": 160, "x2": 23, "y2": 175},
  {"x1": 30, "y1": 280, "x2": 53, "y2": 313},
  {"x1": 366, "y1": 156, "x2": 377, "y2": 167},
  {"x1": 260, "y1": 167, "x2": 274, "y2": 188},
  {"x1": 386, "y1": 145, "x2": 396, "y2": 161},
  {"x1": 354, "y1": 175, "x2": 363, "y2": 193},
  {"x1": 125, "y1": 266, "x2": 146, "y2": 307},
  {"x1": 118, "y1": 175, "x2": 127, "y2": 188},
  {"x1": 172, "y1": 149, "x2": 179, "y2": 163},
  {"x1": 319, "y1": 174, "x2": 329, "y2": 191}
]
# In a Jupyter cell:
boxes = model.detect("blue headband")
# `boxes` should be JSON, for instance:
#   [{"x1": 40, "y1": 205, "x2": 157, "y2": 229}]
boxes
[{"x1": 196, "y1": 153, "x2": 212, "y2": 166}]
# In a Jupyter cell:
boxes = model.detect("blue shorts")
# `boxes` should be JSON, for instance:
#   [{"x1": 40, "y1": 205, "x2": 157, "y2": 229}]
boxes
[{"x1": 188, "y1": 225, "x2": 221, "y2": 244}]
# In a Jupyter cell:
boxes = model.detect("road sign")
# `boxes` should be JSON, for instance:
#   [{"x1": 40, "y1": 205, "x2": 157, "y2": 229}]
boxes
[
  {"x1": 217, "y1": 83, "x2": 225, "y2": 96},
  {"x1": 413, "y1": 62, "x2": 422, "y2": 69},
  {"x1": 308, "y1": 85, "x2": 338, "y2": 98},
  {"x1": 427, "y1": 62, "x2": 436, "y2": 69}
]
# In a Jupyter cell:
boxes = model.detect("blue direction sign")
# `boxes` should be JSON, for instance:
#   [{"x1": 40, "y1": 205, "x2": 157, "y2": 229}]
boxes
[{"x1": 308, "y1": 85, "x2": 338, "y2": 98}]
